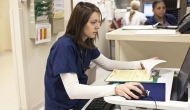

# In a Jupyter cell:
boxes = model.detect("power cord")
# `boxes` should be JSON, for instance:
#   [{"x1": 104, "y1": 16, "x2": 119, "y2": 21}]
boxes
[{"x1": 148, "y1": 96, "x2": 157, "y2": 110}]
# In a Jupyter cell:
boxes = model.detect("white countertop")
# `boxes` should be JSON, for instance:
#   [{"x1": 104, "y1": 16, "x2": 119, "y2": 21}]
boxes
[{"x1": 106, "y1": 28, "x2": 190, "y2": 43}]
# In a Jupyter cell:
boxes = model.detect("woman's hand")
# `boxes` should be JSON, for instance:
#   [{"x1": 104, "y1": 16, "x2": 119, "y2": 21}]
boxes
[
  {"x1": 115, "y1": 82, "x2": 144, "y2": 99},
  {"x1": 140, "y1": 57, "x2": 158, "y2": 69}
]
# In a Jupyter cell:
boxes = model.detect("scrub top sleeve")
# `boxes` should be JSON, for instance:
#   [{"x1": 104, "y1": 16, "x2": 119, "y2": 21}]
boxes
[
  {"x1": 52, "y1": 44, "x2": 78, "y2": 76},
  {"x1": 91, "y1": 48, "x2": 100, "y2": 60}
]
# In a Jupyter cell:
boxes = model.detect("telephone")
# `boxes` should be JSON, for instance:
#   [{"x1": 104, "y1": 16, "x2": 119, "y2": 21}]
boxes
[{"x1": 177, "y1": 12, "x2": 190, "y2": 34}]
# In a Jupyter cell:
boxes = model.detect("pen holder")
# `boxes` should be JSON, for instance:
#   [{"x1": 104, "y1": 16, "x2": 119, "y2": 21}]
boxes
[{"x1": 151, "y1": 70, "x2": 161, "y2": 82}]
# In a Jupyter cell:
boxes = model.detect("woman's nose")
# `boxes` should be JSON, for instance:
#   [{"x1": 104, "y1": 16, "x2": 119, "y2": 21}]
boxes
[{"x1": 96, "y1": 23, "x2": 100, "y2": 29}]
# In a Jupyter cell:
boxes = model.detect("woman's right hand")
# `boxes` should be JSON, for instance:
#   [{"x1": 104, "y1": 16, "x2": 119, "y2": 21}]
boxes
[{"x1": 114, "y1": 82, "x2": 144, "y2": 99}]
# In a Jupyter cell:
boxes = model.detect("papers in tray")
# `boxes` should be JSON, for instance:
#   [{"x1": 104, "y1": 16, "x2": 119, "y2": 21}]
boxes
[
  {"x1": 105, "y1": 59, "x2": 166, "y2": 82},
  {"x1": 135, "y1": 30, "x2": 176, "y2": 34},
  {"x1": 122, "y1": 26, "x2": 157, "y2": 30}
]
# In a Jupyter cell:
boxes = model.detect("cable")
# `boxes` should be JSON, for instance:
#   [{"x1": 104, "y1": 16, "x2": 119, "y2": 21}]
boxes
[{"x1": 148, "y1": 96, "x2": 157, "y2": 110}]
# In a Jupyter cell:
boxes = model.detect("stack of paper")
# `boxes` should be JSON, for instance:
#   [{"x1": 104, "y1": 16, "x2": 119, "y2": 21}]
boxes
[
  {"x1": 122, "y1": 26, "x2": 157, "y2": 30},
  {"x1": 105, "y1": 69, "x2": 153, "y2": 82},
  {"x1": 135, "y1": 30, "x2": 176, "y2": 34},
  {"x1": 53, "y1": 0, "x2": 64, "y2": 18},
  {"x1": 105, "y1": 59, "x2": 166, "y2": 82}
]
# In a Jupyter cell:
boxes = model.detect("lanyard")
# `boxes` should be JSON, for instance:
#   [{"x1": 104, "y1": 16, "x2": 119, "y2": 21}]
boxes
[{"x1": 79, "y1": 49, "x2": 88, "y2": 73}]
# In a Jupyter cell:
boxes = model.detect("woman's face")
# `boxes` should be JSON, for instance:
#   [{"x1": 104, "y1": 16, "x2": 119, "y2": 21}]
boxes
[
  {"x1": 152, "y1": 2, "x2": 166, "y2": 18},
  {"x1": 83, "y1": 12, "x2": 101, "y2": 41}
]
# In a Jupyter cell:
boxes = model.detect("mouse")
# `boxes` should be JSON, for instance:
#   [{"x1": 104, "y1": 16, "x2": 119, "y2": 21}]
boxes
[{"x1": 130, "y1": 89, "x2": 148, "y2": 99}]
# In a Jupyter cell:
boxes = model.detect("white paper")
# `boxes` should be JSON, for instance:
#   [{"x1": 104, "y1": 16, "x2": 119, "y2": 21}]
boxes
[
  {"x1": 36, "y1": 15, "x2": 48, "y2": 21},
  {"x1": 53, "y1": 0, "x2": 64, "y2": 4},
  {"x1": 122, "y1": 26, "x2": 156, "y2": 30},
  {"x1": 99, "y1": 3, "x2": 107, "y2": 19},
  {"x1": 53, "y1": 4, "x2": 64, "y2": 8},
  {"x1": 105, "y1": 1, "x2": 112, "y2": 20},
  {"x1": 73, "y1": 0, "x2": 84, "y2": 8},
  {"x1": 135, "y1": 30, "x2": 176, "y2": 34},
  {"x1": 141, "y1": 59, "x2": 166, "y2": 76},
  {"x1": 84, "y1": 0, "x2": 91, "y2": 2},
  {"x1": 105, "y1": 1, "x2": 111, "y2": 8},
  {"x1": 106, "y1": 8, "x2": 112, "y2": 20},
  {"x1": 53, "y1": 8, "x2": 64, "y2": 12},
  {"x1": 90, "y1": 0, "x2": 99, "y2": 7}
]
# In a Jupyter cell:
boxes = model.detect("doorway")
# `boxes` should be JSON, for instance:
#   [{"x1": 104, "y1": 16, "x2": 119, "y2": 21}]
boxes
[{"x1": 0, "y1": 0, "x2": 18, "y2": 109}]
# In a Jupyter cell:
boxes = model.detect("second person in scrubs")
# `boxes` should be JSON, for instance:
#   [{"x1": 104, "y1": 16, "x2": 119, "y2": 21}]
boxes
[{"x1": 144, "y1": 0, "x2": 177, "y2": 26}]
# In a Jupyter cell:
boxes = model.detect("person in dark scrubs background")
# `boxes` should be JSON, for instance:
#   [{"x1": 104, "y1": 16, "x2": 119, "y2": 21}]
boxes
[
  {"x1": 144, "y1": 0, "x2": 177, "y2": 26},
  {"x1": 44, "y1": 2, "x2": 157, "y2": 110}
]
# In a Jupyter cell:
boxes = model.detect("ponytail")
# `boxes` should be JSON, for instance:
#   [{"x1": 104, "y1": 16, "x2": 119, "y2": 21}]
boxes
[{"x1": 129, "y1": 9, "x2": 136, "y2": 22}]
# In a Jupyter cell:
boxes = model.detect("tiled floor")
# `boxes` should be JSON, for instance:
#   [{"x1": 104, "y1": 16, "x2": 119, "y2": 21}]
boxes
[{"x1": 0, "y1": 51, "x2": 18, "y2": 110}]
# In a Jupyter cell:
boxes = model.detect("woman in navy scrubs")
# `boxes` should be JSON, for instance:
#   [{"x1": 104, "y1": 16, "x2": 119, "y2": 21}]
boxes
[
  {"x1": 144, "y1": 0, "x2": 177, "y2": 26},
  {"x1": 45, "y1": 2, "x2": 155, "y2": 110}
]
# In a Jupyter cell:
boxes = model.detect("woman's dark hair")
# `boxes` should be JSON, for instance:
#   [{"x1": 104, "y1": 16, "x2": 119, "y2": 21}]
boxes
[
  {"x1": 64, "y1": 2, "x2": 102, "y2": 49},
  {"x1": 152, "y1": 0, "x2": 165, "y2": 9}
]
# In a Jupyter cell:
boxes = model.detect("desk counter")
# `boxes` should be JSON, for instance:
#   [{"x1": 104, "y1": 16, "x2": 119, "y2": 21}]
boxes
[
  {"x1": 104, "y1": 69, "x2": 190, "y2": 110},
  {"x1": 106, "y1": 29, "x2": 190, "y2": 68},
  {"x1": 106, "y1": 28, "x2": 190, "y2": 43}
]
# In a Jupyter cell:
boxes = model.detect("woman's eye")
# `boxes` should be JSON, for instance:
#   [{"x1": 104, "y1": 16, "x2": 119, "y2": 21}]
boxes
[{"x1": 91, "y1": 22, "x2": 96, "y2": 24}]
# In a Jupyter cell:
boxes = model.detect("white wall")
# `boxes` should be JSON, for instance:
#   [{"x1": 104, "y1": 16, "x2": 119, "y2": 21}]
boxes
[
  {"x1": 0, "y1": 0, "x2": 12, "y2": 52},
  {"x1": 9, "y1": 0, "x2": 60, "y2": 109}
]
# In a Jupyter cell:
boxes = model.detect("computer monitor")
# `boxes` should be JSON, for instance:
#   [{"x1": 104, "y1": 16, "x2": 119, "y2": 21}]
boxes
[
  {"x1": 177, "y1": 47, "x2": 190, "y2": 101},
  {"x1": 188, "y1": 0, "x2": 190, "y2": 7},
  {"x1": 144, "y1": 4, "x2": 154, "y2": 18}
]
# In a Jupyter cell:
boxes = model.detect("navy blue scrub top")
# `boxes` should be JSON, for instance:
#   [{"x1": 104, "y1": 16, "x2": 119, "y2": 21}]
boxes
[
  {"x1": 144, "y1": 14, "x2": 177, "y2": 26},
  {"x1": 44, "y1": 36, "x2": 100, "y2": 110}
]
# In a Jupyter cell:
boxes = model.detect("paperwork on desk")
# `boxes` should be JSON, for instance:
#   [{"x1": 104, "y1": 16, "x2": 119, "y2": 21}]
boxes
[
  {"x1": 135, "y1": 30, "x2": 176, "y2": 34},
  {"x1": 122, "y1": 26, "x2": 157, "y2": 30},
  {"x1": 105, "y1": 59, "x2": 166, "y2": 82},
  {"x1": 141, "y1": 59, "x2": 166, "y2": 76}
]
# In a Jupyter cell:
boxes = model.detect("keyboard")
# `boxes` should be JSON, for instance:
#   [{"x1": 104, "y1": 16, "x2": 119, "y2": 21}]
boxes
[{"x1": 85, "y1": 97, "x2": 115, "y2": 110}]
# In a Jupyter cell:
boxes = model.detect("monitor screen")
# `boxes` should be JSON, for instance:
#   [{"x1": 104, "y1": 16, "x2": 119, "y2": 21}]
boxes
[
  {"x1": 144, "y1": 4, "x2": 154, "y2": 18},
  {"x1": 177, "y1": 47, "x2": 190, "y2": 101},
  {"x1": 188, "y1": 0, "x2": 190, "y2": 7}
]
